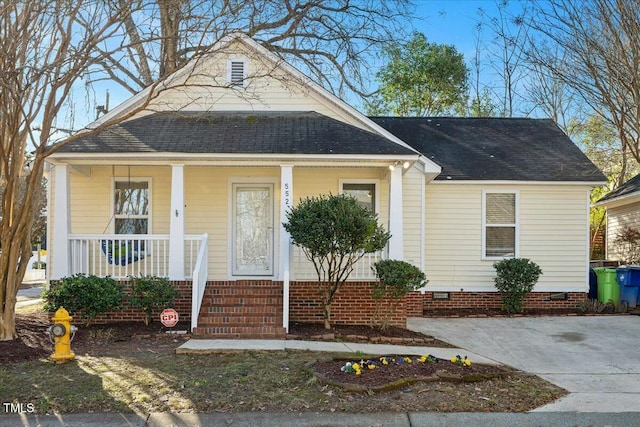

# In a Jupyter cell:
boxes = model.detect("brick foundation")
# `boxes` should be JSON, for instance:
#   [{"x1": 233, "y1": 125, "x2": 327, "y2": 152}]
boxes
[
  {"x1": 418, "y1": 290, "x2": 587, "y2": 313},
  {"x1": 289, "y1": 281, "x2": 408, "y2": 328},
  {"x1": 49, "y1": 280, "x2": 192, "y2": 325}
]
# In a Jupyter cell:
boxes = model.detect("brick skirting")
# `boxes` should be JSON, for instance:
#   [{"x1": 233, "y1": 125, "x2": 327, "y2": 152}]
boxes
[
  {"x1": 49, "y1": 280, "x2": 192, "y2": 325},
  {"x1": 289, "y1": 281, "x2": 410, "y2": 328},
  {"x1": 418, "y1": 290, "x2": 587, "y2": 313}
]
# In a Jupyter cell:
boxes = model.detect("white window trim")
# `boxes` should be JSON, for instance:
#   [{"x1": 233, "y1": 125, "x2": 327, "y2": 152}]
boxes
[
  {"x1": 339, "y1": 179, "x2": 380, "y2": 214},
  {"x1": 227, "y1": 57, "x2": 249, "y2": 88},
  {"x1": 481, "y1": 189, "x2": 519, "y2": 260},
  {"x1": 111, "y1": 177, "x2": 152, "y2": 234},
  {"x1": 227, "y1": 177, "x2": 278, "y2": 279}
]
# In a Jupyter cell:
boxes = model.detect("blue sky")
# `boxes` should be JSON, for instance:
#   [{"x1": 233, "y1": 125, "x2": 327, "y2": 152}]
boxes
[{"x1": 73, "y1": 1, "x2": 522, "y2": 130}]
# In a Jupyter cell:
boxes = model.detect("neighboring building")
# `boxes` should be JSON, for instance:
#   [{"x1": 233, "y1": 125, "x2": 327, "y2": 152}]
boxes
[
  {"x1": 595, "y1": 174, "x2": 640, "y2": 262},
  {"x1": 46, "y1": 33, "x2": 605, "y2": 336}
]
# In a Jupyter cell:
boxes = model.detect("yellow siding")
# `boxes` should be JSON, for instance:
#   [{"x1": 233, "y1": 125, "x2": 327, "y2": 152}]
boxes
[
  {"x1": 66, "y1": 165, "x2": 402, "y2": 280},
  {"x1": 425, "y1": 183, "x2": 590, "y2": 292},
  {"x1": 606, "y1": 201, "x2": 640, "y2": 261},
  {"x1": 138, "y1": 40, "x2": 368, "y2": 130},
  {"x1": 402, "y1": 165, "x2": 423, "y2": 268}
]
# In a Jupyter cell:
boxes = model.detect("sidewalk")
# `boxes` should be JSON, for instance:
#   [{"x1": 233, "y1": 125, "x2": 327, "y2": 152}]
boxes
[
  {"x1": 16, "y1": 282, "x2": 45, "y2": 307},
  {"x1": 177, "y1": 338, "x2": 499, "y2": 365},
  {"x1": 2, "y1": 411, "x2": 640, "y2": 427}
]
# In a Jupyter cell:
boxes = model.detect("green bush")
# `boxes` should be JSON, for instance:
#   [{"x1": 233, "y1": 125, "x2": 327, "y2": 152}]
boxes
[
  {"x1": 129, "y1": 276, "x2": 180, "y2": 325},
  {"x1": 43, "y1": 274, "x2": 126, "y2": 326},
  {"x1": 371, "y1": 259, "x2": 426, "y2": 330},
  {"x1": 493, "y1": 258, "x2": 542, "y2": 314},
  {"x1": 283, "y1": 193, "x2": 390, "y2": 329}
]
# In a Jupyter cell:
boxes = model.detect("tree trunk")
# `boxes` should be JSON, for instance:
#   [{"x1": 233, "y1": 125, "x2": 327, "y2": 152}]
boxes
[{"x1": 323, "y1": 304, "x2": 331, "y2": 330}]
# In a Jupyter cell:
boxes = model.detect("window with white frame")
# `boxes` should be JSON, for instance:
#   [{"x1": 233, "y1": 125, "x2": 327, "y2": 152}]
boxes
[
  {"x1": 483, "y1": 191, "x2": 518, "y2": 258},
  {"x1": 114, "y1": 179, "x2": 149, "y2": 234},
  {"x1": 341, "y1": 181, "x2": 377, "y2": 213},
  {"x1": 227, "y1": 58, "x2": 248, "y2": 87}
]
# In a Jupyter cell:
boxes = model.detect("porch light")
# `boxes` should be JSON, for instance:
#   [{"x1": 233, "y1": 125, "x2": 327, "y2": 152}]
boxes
[
  {"x1": 403, "y1": 161, "x2": 410, "y2": 169},
  {"x1": 388, "y1": 164, "x2": 395, "y2": 171}
]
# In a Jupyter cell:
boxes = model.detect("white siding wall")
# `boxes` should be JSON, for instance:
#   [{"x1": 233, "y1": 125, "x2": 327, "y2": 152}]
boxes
[
  {"x1": 425, "y1": 183, "x2": 590, "y2": 293},
  {"x1": 606, "y1": 201, "x2": 640, "y2": 261}
]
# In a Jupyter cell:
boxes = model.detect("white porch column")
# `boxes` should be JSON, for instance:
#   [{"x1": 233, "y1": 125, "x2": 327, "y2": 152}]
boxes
[
  {"x1": 388, "y1": 165, "x2": 404, "y2": 260},
  {"x1": 279, "y1": 165, "x2": 293, "y2": 332},
  {"x1": 168, "y1": 164, "x2": 185, "y2": 280},
  {"x1": 51, "y1": 164, "x2": 70, "y2": 280}
]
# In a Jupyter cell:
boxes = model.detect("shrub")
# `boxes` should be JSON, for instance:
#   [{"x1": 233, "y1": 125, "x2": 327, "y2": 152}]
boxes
[
  {"x1": 577, "y1": 298, "x2": 615, "y2": 314},
  {"x1": 43, "y1": 274, "x2": 126, "y2": 326},
  {"x1": 493, "y1": 258, "x2": 542, "y2": 314},
  {"x1": 129, "y1": 276, "x2": 180, "y2": 325},
  {"x1": 371, "y1": 259, "x2": 426, "y2": 330},
  {"x1": 283, "y1": 193, "x2": 390, "y2": 329}
]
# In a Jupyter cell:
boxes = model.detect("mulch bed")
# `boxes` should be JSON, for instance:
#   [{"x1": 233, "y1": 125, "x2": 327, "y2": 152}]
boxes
[
  {"x1": 287, "y1": 321, "x2": 441, "y2": 345},
  {"x1": 312, "y1": 356, "x2": 515, "y2": 392}
]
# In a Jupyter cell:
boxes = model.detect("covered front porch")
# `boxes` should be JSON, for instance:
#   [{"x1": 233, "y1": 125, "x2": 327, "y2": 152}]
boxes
[{"x1": 48, "y1": 160, "x2": 424, "y2": 336}]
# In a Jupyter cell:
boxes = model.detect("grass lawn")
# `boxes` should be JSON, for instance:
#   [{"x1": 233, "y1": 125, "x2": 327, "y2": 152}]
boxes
[{"x1": 0, "y1": 304, "x2": 566, "y2": 414}]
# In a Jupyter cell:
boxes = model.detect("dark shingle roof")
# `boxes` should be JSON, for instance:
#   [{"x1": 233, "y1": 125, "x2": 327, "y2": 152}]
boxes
[
  {"x1": 57, "y1": 111, "x2": 416, "y2": 156},
  {"x1": 597, "y1": 174, "x2": 640, "y2": 204},
  {"x1": 370, "y1": 117, "x2": 605, "y2": 182}
]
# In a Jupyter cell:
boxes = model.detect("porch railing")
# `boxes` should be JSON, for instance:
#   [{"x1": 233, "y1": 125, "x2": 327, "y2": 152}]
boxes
[
  {"x1": 191, "y1": 233, "x2": 209, "y2": 331},
  {"x1": 291, "y1": 246, "x2": 385, "y2": 281},
  {"x1": 68, "y1": 234, "x2": 203, "y2": 279}
]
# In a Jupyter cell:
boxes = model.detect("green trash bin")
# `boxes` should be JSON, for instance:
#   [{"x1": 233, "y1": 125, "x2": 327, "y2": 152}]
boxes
[{"x1": 594, "y1": 268, "x2": 619, "y2": 310}]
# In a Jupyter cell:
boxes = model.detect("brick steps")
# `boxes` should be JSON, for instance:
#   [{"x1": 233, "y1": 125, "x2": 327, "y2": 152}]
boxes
[{"x1": 193, "y1": 281, "x2": 285, "y2": 339}]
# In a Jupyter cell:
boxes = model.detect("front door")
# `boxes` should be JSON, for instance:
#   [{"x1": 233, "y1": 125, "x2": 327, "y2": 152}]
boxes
[{"x1": 232, "y1": 184, "x2": 274, "y2": 276}]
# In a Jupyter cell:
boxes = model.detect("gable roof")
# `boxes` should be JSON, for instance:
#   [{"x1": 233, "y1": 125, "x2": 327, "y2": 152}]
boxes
[
  {"x1": 370, "y1": 117, "x2": 605, "y2": 182},
  {"x1": 56, "y1": 111, "x2": 417, "y2": 156},
  {"x1": 595, "y1": 174, "x2": 640, "y2": 206}
]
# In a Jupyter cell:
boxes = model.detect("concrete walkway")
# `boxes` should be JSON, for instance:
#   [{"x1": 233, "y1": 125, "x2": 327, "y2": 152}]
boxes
[
  {"x1": 408, "y1": 316, "x2": 640, "y2": 413},
  {"x1": 177, "y1": 338, "x2": 498, "y2": 364}
]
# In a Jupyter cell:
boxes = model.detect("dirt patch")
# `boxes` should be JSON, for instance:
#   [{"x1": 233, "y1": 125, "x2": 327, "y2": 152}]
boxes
[{"x1": 287, "y1": 321, "x2": 446, "y2": 346}]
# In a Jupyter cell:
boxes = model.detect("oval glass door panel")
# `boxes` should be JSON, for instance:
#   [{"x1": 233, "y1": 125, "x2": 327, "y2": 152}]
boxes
[{"x1": 232, "y1": 184, "x2": 273, "y2": 276}]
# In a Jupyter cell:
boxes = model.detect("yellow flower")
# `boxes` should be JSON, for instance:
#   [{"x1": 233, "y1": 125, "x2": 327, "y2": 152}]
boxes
[
  {"x1": 352, "y1": 363, "x2": 360, "y2": 371},
  {"x1": 451, "y1": 356, "x2": 458, "y2": 363},
  {"x1": 404, "y1": 357, "x2": 412, "y2": 364},
  {"x1": 368, "y1": 364, "x2": 376, "y2": 370},
  {"x1": 464, "y1": 359, "x2": 472, "y2": 366}
]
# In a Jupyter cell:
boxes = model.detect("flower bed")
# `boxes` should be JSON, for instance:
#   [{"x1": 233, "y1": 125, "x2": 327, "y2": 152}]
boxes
[{"x1": 312, "y1": 354, "x2": 514, "y2": 392}]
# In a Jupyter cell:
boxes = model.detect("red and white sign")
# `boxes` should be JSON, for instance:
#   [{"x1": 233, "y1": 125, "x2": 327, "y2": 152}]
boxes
[{"x1": 160, "y1": 308, "x2": 179, "y2": 328}]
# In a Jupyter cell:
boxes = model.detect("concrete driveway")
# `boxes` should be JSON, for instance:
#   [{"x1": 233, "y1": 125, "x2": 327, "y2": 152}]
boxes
[{"x1": 408, "y1": 316, "x2": 640, "y2": 412}]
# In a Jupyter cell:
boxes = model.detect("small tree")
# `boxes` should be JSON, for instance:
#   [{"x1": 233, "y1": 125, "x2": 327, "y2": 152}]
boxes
[
  {"x1": 371, "y1": 259, "x2": 426, "y2": 330},
  {"x1": 283, "y1": 194, "x2": 390, "y2": 329},
  {"x1": 129, "y1": 276, "x2": 180, "y2": 326},
  {"x1": 493, "y1": 258, "x2": 542, "y2": 314},
  {"x1": 614, "y1": 226, "x2": 640, "y2": 265}
]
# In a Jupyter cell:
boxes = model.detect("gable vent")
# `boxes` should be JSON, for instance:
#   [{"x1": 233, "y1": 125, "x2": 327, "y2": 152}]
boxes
[{"x1": 229, "y1": 60, "x2": 245, "y2": 86}]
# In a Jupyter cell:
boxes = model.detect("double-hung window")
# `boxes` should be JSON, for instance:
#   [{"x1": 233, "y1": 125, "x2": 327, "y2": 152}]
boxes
[
  {"x1": 114, "y1": 179, "x2": 150, "y2": 234},
  {"x1": 483, "y1": 191, "x2": 518, "y2": 259},
  {"x1": 341, "y1": 181, "x2": 377, "y2": 213}
]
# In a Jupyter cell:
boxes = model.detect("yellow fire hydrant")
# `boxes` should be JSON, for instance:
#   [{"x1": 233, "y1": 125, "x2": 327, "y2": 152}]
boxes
[{"x1": 47, "y1": 307, "x2": 77, "y2": 364}]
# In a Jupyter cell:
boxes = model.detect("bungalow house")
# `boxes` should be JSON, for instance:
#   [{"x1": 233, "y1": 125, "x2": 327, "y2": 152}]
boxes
[
  {"x1": 594, "y1": 174, "x2": 640, "y2": 262},
  {"x1": 46, "y1": 33, "x2": 605, "y2": 337}
]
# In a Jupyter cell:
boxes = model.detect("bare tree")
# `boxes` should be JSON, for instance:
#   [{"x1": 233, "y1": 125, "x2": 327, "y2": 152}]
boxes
[
  {"x1": 480, "y1": 0, "x2": 532, "y2": 117},
  {"x1": 98, "y1": 0, "x2": 413, "y2": 99},
  {"x1": 529, "y1": 0, "x2": 640, "y2": 166}
]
